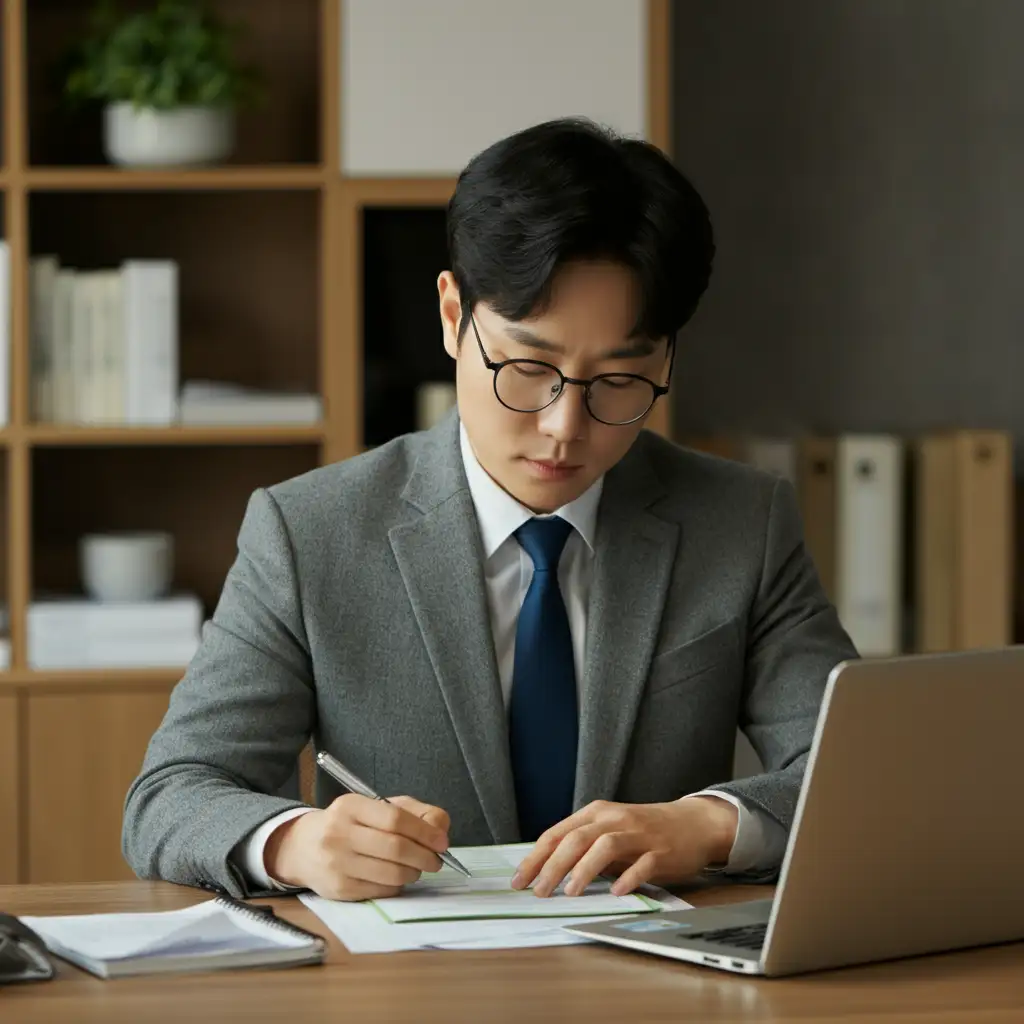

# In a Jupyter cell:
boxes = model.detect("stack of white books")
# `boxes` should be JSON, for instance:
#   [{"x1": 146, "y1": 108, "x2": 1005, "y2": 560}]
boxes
[
  {"x1": 179, "y1": 380, "x2": 322, "y2": 425},
  {"x1": 28, "y1": 594, "x2": 203, "y2": 670},
  {"x1": 30, "y1": 255, "x2": 178, "y2": 425}
]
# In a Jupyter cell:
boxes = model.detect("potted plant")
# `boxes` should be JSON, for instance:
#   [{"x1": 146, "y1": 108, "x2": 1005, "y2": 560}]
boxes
[{"x1": 61, "y1": 0, "x2": 262, "y2": 168}]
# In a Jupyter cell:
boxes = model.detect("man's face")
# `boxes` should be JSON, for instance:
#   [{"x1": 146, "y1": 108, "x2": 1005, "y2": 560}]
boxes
[{"x1": 438, "y1": 260, "x2": 671, "y2": 513}]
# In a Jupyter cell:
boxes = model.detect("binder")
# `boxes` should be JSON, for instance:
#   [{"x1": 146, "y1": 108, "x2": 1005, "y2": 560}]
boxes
[
  {"x1": 678, "y1": 435, "x2": 742, "y2": 461},
  {"x1": 742, "y1": 438, "x2": 797, "y2": 483},
  {"x1": 796, "y1": 438, "x2": 839, "y2": 601},
  {"x1": 915, "y1": 431, "x2": 1014, "y2": 652},
  {"x1": 835, "y1": 435, "x2": 904, "y2": 656}
]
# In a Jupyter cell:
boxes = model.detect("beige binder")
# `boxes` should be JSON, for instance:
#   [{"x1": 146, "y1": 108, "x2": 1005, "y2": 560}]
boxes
[
  {"x1": 796, "y1": 438, "x2": 838, "y2": 602},
  {"x1": 915, "y1": 430, "x2": 1014, "y2": 652},
  {"x1": 678, "y1": 435, "x2": 742, "y2": 461}
]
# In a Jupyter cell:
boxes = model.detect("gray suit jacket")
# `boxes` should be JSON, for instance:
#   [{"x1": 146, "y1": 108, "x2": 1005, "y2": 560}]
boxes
[{"x1": 123, "y1": 413, "x2": 857, "y2": 898}]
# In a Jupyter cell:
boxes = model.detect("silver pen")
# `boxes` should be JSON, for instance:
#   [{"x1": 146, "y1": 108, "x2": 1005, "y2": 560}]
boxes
[{"x1": 315, "y1": 751, "x2": 472, "y2": 877}]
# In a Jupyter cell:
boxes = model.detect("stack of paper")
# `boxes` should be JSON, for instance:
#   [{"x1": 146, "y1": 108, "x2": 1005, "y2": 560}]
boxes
[
  {"x1": 27, "y1": 594, "x2": 203, "y2": 669},
  {"x1": 301, "y1": 843, "x2": 690, "y2": 952},
  {"x1": 179, "y1": 381, "x2": 322, "y2": 425}
]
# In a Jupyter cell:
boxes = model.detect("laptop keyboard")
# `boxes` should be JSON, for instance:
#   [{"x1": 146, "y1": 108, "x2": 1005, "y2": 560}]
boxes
[{"x1": 689, "y1": 923, "x2": 767, "y2": 951}]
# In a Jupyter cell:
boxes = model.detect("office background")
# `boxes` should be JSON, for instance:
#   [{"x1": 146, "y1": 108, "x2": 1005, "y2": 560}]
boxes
[{"x1": 0, "y1": 0, "x2": 1016, "y2": 885}]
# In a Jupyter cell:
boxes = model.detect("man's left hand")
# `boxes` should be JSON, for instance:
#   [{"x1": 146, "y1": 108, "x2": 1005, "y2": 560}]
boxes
[{"x1": 510, "y1": 797, "x2": 738, "y2": 897}]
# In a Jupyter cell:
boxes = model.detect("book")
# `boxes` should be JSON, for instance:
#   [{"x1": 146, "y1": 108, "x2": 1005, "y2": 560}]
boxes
[
  {"x1": 741, "y1": 437, "x2": 798, "y2": 483},
  {"x1": 27, "y1": 594, "x2": 203, "y2": 669},
  {"x1": 123, "y1": 259, "x2": 179, "y2": 425},
  {"x1": 796, "y1": 437, "x2": 839, "y2": 601},
  {"x1": 29, "y1": 255, "x2": 60, "y2": 422},
  {"x1": 51, "y1": 270, "x2": 76, "y2": 422},
  {"x1": 915, "y1": 430, "x2": 1014, "y2": 652},
  {"x1": 179, "y1": 380, "x2": 323, "y2": 425},
  {"x1": 19, "y1": 896, "x2": 326, "y2": 980},
  {"x1": 678, "y1": 435, "x2": 743, "y2": 461},
  {"x1": 835, "y1": 435, "x2": 904, "y2": 656}
]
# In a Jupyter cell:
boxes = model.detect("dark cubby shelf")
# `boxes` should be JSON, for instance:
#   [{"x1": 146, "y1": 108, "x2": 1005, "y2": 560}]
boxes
[
  {"x1": 30, "y1": 189, "x2": 320, "y2": 395},
  {"x1": 362, "y1": 206, "x2": 454, "y2": 447},
  {"x1": 32, "y1": 445, "x2": 320, "y2": 612}
]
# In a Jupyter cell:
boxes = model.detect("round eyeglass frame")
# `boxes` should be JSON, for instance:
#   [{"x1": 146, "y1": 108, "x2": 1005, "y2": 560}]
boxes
[{"x1": 469, "y1": 315, "x2": 675, "y2": 426}]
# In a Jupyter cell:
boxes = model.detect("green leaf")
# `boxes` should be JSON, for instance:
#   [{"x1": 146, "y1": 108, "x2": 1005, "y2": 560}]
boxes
[{"x1": 59, "y1": 0, "x2": 262, "y2": 110}]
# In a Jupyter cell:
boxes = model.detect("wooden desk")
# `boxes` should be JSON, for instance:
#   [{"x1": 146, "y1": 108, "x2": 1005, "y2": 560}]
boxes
[{"x1": 2, "y1": 881, "x2": 1023, "y2": 1022}]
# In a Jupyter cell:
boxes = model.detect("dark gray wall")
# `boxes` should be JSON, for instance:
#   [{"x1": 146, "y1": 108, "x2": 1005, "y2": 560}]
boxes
[{"x1": 670, "y1": 1, "x2": 1024, "y2": 460}]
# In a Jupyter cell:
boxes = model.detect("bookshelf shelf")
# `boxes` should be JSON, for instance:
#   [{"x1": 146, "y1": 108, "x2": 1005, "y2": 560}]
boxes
[
  {"x1": 24, "y1": 424, "x2": 327, "y2": 447},
  {"x1": 23, "y1": 167, "x2": 327, "y2": 191},
  {"x1": 0, "y1": 667, "x2": 184, "y2": 692},
  {"x1": 341, "y1": 178, "x2": 457, "y2": 205}
]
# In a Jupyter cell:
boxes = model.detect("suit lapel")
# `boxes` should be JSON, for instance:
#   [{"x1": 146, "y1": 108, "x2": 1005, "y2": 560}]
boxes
[
  {"x1": 574, "y1": 436, "x2": 679, "y2": 807},
  {"x1": 388, "y1": 416, "x2": 519, "y2": 843}
]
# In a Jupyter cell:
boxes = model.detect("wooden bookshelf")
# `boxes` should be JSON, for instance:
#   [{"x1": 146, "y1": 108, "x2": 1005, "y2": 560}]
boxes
[
  {"x1": 24, "y1": 424, "x2": 327, "y2": 446},
  {"x1": 0, "y1": 666, "x2": 184, "y2": 692},
  {"x1": 24, "y1": 167, "x2": 328, "y2": 190},
  {"x1": 0, "y1": 0, "x2": 676, "y2": 883},
  {"x1": 0, "y1": 0, "x2": 344, "y2": 885}
]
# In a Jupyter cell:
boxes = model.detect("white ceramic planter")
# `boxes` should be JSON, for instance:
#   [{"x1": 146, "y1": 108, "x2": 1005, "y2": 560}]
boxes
[{"x1": 104, "y1": 102, "x2": 236, "y2": 167}]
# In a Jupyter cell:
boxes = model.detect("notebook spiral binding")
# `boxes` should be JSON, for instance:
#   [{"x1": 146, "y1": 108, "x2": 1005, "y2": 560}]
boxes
[{"x1": 213, "y1": 895, "x2": 327, "y2": 950}]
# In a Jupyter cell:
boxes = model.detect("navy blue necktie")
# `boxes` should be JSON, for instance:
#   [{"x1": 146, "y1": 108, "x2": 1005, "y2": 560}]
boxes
[{"x1": 509, "y1": 516, "x2": 578, "y2": 841}]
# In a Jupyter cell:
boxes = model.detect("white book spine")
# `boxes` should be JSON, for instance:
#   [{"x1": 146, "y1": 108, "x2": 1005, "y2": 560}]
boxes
[
  {"x1": 0, "y1": 240, "x2": 10, "y2": 426},
  {"x1": 835, "y1": 435, "x2": 904, "y2": 656},
  {"x1": 70, "y1": 273, "x2": 94, "y2": 423},
  {"x1": 84, "y1": 270, "x2": 122, "y2": 423},
  {"x1": 89, "y1": 273, "x2": 109, "y2": 423},
  {"x1": 30, "y1": 255, "x2": 60, "y2": 422},
  {"x1": 123, "y1": 260, "x2": 179, "y2": 425},
  {"x1": 105, "y1": 272, "x2": 126, "y2": 422},
  {"x1": 28, "y1": 597, "x2": 202, "y2": 632},
  {"x1": 179, "y1": 394, "x2": 323, "y2": 425},
  {"x1": 52, "y1": 271, "x2": 76, "y2": 422}
]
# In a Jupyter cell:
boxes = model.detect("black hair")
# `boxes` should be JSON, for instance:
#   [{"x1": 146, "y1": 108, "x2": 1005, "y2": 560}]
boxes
[{"x1": 447, "y1": 117, "x2": 714, "y2": 343}]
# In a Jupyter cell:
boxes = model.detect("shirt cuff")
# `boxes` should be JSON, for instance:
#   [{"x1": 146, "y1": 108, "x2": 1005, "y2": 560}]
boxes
[
  {"x1": 234, "y1": 806, "x2": 315, "y2": 891},
  {"x1": 683, "y1": 790, "x2": 788, "y2": 874}
]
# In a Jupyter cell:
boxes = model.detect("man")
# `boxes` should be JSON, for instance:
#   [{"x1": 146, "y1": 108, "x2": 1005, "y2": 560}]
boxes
[{"x1": 123, "y1": 118, "x2": 857, "y2": 902}]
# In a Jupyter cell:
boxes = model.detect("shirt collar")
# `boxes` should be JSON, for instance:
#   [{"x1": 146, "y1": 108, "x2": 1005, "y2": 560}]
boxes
[{"x1": 459, "y1": 422, "x2": 603, "y2": 559}]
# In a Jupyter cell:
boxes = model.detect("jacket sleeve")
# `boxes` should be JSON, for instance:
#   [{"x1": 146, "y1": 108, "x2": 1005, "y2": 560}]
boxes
[
  {"x1": 122, "y1": 487, "x2": 316, "y2": 897},
  {"x1": 705, "y1": 476, "x2": 859, "y2": 878}
]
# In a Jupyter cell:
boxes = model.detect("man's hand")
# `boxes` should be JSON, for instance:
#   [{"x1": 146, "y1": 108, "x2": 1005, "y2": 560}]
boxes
[
  {"x1": 264, "y1": 794, "x2": 451, "y2": 901},
  {"x1": 510, "y1": 797, "x2": 738, "y2": 897}
]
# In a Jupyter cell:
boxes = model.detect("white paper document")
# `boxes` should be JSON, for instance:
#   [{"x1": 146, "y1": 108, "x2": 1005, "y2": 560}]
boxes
[{"x1": 300, "y1": 843, "x2": 691, "y2": 953}]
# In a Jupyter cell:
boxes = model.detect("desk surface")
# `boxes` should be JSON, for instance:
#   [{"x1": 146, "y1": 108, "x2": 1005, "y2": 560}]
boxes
[{"x1": 2, "y1": 880, "x2": 1023, "y2": 1023}]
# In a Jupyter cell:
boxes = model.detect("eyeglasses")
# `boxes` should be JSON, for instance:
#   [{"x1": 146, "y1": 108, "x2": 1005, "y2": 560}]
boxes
[{"x1": 470, "y1": 315, "x2": 674, "y2": 426}]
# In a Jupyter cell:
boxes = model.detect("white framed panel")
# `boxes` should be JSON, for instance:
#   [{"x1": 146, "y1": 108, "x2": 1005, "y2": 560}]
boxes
[{"x1": 341, "y1": 0, "x2": 647, "y2": 176}]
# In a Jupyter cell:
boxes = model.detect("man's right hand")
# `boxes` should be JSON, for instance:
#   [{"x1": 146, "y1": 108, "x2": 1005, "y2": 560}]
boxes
[{"x1": 263, "y1": 794, "x2": 451, "y2": 901}]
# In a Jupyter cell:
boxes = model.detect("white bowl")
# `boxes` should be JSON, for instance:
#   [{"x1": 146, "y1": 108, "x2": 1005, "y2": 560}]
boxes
[{"x1": 79, "y1": 532, "x2": 175, "y2": 603}]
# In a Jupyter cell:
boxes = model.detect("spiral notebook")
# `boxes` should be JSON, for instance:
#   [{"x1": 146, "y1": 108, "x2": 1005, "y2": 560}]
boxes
[{"x1": 19, "y1": 896, "x2": 326, "y2": 979}]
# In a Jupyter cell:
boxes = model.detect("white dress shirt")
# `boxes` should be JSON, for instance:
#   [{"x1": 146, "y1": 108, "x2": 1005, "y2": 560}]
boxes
[{"x1": 237, "y1": 425, "x2": 786, "y2": 889}]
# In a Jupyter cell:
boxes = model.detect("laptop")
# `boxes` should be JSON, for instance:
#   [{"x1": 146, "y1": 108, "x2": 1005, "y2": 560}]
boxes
[{"x1": 565, "y1": 646, "x2": 1024, "y2": 976}]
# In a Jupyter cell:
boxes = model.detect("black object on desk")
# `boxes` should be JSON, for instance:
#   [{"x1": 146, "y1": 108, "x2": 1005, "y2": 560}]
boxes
[{"x1": 0, "y1": 913, "x2": 55, "y2": 984}]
